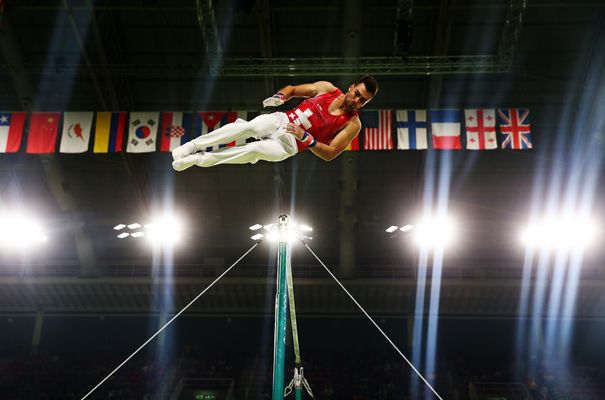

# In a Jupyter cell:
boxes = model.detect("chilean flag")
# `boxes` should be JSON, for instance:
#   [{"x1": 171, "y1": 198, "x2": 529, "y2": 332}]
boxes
[
  {"x1": 430, "y1": 109, "x2": 462, "y2": 149},
  {"x1": 0, "y1": 112, "x2": 26, "y2": 153},
  {"x1": 160, "y1": 112, "x2": 193, "y2": 152}
]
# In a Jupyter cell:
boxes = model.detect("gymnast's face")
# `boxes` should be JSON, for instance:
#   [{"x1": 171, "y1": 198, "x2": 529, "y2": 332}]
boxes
[{"x1": 343, "y1": 83, "x2": 373, "y2": 111}]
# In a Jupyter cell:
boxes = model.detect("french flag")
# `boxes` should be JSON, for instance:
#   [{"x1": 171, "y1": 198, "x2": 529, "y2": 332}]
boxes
[
  {"x1": 430, "y1": 109, "x2": 462, "y2": 149},
  {"x1": 0, "y1": 112, "x2": 26, "y2": 153}
]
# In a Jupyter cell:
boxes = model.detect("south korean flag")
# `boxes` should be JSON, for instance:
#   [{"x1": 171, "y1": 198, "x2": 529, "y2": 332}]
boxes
[{"x1": 127, "y1": 112, "x2": 159, "y2": 153}]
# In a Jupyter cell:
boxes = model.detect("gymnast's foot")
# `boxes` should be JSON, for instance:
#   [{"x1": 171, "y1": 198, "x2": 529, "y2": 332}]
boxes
[
  {"x1": 172, "y1": 141, "x2": 198, "y2": 161},
  {"x1": 172, "y1": 152, "x2": 204, "y2": 171}
]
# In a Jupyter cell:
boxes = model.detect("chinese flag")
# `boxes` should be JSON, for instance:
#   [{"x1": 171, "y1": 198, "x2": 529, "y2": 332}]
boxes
[{"x1": 26, "y1": 112, "x2": 60, "y2": 153}]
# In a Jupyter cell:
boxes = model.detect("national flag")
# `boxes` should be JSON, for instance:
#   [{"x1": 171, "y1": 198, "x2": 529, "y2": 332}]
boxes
[
  {"x1": 430, "y1": 109, "x2": 462, "y2": 149},
  {"x1": 465, "y1": 109, "x2": 497, "y2": 150},
  {"x1": 396, "y1": 109, "x2": 427, "y2": 150},
  {"x1": 159, "y1": 112, "x2": 194, "y2": 152},
  {"x1": 26, "y1": 112, "x2": 60, "y2": 154},
  {"x1": 361, "y1": 110, "x2": 393, "y2": 150},
  {"x1": 59, "y1": 112, "x2": 93, "y2": 153},
  {"x1": 94, "y1": 112, "x2": 126, "y2": 153},
  {"x1": 195, "y1": 111, "x2": 238, "y2": 151},
  {"x1": 344, "y1": 135, "x2": 360, "y2": 151},
  {"x1": 0, "y1": 112, "x2": 26, "y2": 153},
  {"x1": 498, "y1": 108, "x2": 532, "y2": 150},
  {"x1": 127, "y1": 112, "x2": 159, "y2": 153}
]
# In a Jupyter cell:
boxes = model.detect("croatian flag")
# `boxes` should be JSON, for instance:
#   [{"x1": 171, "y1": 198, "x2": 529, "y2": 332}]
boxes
[
  {"x1": 430, "y1": 109, "x2": 462, "y2": 149},
  {"x1": 195, "y1": 111, "x2": 238, "y2": 151},
  {"x1": 127, "y1": 112, "x2": 159, "y2": 153},
  {"x1": 0, "y1": 112, "x2": 26, "y2": 153},
  {"x1": 159, "y1": 112, "x2": 193, "y2": 152},
  {"x1": 498, "y1": 108, "x2": 532, "y2": 150},
  {"x1": 362, "y1": 110, "x2": 393, "y2": 150},
  {"x1": 465, "y1": 109, "x2": 497, "y2": 150},
  {"x1": 396, "y1": 109, "x2": 427, "y2": 150}
]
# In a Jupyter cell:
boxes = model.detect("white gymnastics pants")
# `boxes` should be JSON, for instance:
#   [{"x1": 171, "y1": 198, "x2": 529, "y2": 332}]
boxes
[{"x1": 172, "y1": 112, "x2": 299, "y2": 170}]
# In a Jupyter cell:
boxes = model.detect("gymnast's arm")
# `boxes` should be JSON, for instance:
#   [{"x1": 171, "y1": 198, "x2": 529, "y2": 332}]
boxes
[
  {"x1": 276, "y1": 81, "x2": 337, "y2": 100},
  {"x1": 286, "y1": 117, "x2": 361, "y2": 162}
]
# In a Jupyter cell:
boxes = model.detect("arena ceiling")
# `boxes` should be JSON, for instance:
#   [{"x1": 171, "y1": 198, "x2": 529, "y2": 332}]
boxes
[{"x1": 1, "y1": 0, "x2": 604, "y2": 315}]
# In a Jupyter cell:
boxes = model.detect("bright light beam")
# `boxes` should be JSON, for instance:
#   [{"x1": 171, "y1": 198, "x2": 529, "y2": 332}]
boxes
[
  {"x1": 413, "y1": 217, "x2": 456, "y2": 248},
  {"x1": 0, "y1": 212, "x2": 47, "y2": 249},
  {"x1": 146, "y1": 215, "x2": 184, "y2": 245},
  {"x1": 521, "y1": 217, "x2": 597, "y2": 250}
]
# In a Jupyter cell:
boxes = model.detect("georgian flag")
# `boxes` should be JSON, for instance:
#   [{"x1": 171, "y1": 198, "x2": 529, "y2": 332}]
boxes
[
  {"x1": 59, "y1": 112, "x2": 93, "y2": 153},
  {"x1": 464, "y1": 109, "x2": 497, "y2": 150},
  {"x1": 126, "y1": 112, "x2": 159, "y2": 153},
  {"x1": 0, "y1": 112, "x2": 26, "y2": 153},
  {"x1": 396, "y1": 110, "x2": 428, "y2": 150},
  {"x1": 430, "y1": 110, "x2": 462, "y2": 149}
]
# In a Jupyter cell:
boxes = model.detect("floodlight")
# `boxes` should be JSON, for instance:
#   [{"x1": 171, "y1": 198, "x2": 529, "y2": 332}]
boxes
[
  {"x1": 117, "y1": 232, "x2": 130, "y2": 239},
  {"x1": 0, "y1": 212, "x2": 47, "y2": 249},
  {"x1": 264, "y1": 224, "x2": 275, "y2": 231},
  {"x1": 251, "y1": 233, "x2": 264, "y2": 241},
  {"x1": 131, "y1": 231, "x2": 145, "y2": 238},
  {"x1": 127, "y1": 223, "x2": 141, "y2": 229},
  {"x1": 113, "y1": 224, "x2": 126, "y2": 231},
  {"x1": 400, "y1": 224, "x2": 414, "y2": 232},
  {"x1": 521, "y1": 217, "x2": 597, "y2": 250},
  {"x1": 386, "y1": 225, "x2": 398, "y2": 233},
  {"x1": 413, "y1": 217, "x2": 456, "y2": 247},
  {"x1": 249, "y1": 224, "x2": 263, "y2": 231},
  {"x1": 146, "y1": 215, "x2": 183, "y2": 245}
]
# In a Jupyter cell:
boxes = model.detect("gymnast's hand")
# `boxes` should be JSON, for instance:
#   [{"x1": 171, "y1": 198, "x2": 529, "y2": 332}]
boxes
[
  {"x1": 286, "y1": 123, "x2": 305, "y2": 140},
  {"x1": 262, "y1": 92, "x2": 285, "y2": 108}
]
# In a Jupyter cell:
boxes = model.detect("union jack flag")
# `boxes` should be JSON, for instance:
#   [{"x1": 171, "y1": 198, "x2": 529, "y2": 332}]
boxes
[{"x1": 497, "y1": 108, "x2": 532, "y2": 150}]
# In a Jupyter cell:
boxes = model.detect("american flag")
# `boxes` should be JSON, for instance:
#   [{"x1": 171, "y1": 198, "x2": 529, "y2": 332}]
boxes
[
  {"x1": 361, "y1": 110, "x2": 393, "y2": 150},
  {"x1": 497, "y1": 108, "x2": 532, "y2": 150}
]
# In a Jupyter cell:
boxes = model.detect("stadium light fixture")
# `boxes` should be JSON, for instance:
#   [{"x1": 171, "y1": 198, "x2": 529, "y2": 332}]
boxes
[
  {"x1": 0, "y1": 212, "x2": 47, "y2": 249},
  {"x1": 146, "y1": 215, "x2": 183, "y2": 245},
  {"x1": 386, "y1": 225, "x2": 399, "y2": 233},
  {"x1": 248, "y1": 219, "x2": 313, "y2": 243},
  {"x1": 113, "y1": 214, "x2": 185, "y2": 245},
  {"x1": 413, "y1": 217, "x2": 456, "y2": 248},
  {"x1": 521, "y1": 217, "x2": 597, "y2": 250}
]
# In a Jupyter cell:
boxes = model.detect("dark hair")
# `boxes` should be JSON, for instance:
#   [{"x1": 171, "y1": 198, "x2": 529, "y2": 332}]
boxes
[{"x1": 357, "y1": 75, "x2": 378, "y2": 96}]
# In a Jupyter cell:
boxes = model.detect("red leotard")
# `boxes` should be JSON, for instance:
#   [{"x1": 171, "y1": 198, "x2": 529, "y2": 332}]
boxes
[{"x1": 285, "y1": 89, "x2": 358, "y2": 152}]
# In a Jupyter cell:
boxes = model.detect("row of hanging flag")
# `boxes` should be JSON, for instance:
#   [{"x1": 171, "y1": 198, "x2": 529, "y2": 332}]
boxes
[{"x1": 0, "y1": 108, "x2": 532, "y2": 154}]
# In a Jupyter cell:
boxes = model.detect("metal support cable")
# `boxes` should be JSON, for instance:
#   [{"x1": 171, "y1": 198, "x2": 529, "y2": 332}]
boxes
[
  {"x1": 286, "y1": 249, "x2": 302, "y2": 365},
  {"x1": 304, "y1": 242, "x2": 444, "y2": 400},
  {"x1": 80, "y1": 242, "x2": 259, "y2": 400}
]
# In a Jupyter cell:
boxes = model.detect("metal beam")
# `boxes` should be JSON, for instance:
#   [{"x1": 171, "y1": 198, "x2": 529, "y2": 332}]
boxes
[
  {"x1": 196, "y1": 0, "x2": 223, "y2": 75},
  {"x1": 2, "y1": 0, "x2": 526, "y2": 77},
  {"x1": 5, "y1": 55, "x2": 507, "y2": 77}
]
